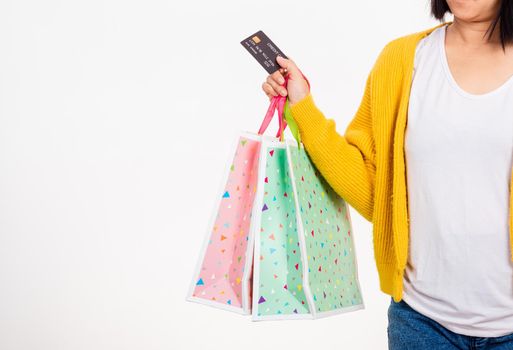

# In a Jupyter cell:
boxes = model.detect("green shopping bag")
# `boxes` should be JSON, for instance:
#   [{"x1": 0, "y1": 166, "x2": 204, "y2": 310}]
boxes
[{"x1": 287, "y1": 142, "x2": 365, "y2": 317}]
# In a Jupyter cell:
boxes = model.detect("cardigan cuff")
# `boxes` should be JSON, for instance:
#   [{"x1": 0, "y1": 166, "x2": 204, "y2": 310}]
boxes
[{"x1": 289, "y1": 93, "x2": 327, "y2": 146}]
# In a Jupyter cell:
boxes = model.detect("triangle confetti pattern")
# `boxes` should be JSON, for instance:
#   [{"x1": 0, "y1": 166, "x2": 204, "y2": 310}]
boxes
[
  {"x1": 288, "y1": 145, "x2": 363, "y2": 313},
  {"x1": 191, "y1": 136, "x2": 262, "y2": 310},
  {"x1": 253, "y1": 145, "x2": 310, "y2": 317}
]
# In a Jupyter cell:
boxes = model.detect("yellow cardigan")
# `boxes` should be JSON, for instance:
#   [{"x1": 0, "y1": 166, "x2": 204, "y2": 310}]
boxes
[{"x1": 289, "y1": 21, "x2": 513, "y2": 303}]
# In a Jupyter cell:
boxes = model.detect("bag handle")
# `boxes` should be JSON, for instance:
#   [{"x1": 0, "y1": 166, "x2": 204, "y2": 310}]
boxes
[{"x1": 257, "y1": 67, "x2": 310, "y2": 142}]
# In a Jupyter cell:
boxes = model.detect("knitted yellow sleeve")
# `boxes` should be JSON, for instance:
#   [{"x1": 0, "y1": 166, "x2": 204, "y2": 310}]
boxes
[{"x1": 289, "y1": 72, "x2": 376, "y2": 222}]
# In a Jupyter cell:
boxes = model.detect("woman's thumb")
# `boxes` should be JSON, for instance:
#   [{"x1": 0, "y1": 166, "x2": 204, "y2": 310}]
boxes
[{"x1": 276, "y1": 55, "x2": 301, "y2": 79}]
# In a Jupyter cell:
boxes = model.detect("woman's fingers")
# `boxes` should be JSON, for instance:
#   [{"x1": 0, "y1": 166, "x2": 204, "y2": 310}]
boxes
[
  {"x1": 271, "y1": 70, "x2": 285, "y2": 84},
  {"x1": 262, "y1": 81, "x2": 278, "y2": 97},
  {"x1": 261, "y1": 55, "x2": 309, "y2": 105},
  {"x1": 262, "y1": 64, "x2": 291, "y2": 100},
  {"x1": 266, "y1": 75, "x2": 287, "y2": 96},
  {"x1": 276, "y1": 56, "x2": 300, "y2": 79}
]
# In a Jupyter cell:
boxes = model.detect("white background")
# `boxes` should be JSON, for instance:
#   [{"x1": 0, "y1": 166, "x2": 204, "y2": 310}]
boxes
[{"x1": 0, "y1": 1, "x2": 444, "y2": 349}]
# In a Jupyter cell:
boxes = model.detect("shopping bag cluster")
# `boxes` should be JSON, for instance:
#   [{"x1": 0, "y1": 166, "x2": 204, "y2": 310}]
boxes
[{"x1": 187, "y1": 75, "x2": 364, "y2": 320}]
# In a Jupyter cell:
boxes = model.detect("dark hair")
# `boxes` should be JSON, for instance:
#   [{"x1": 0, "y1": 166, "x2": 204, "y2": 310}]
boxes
[{"x1": 430, "y1": 0, "x2": 513, "y2": 51}]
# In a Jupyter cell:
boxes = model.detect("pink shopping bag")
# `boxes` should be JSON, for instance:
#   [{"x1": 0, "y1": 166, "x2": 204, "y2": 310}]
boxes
[{"x1": 186, "y1": 93, "x2": 290, "y2": 314}]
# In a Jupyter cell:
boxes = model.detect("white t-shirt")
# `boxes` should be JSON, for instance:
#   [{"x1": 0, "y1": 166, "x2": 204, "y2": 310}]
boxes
[{"x1": 403, "y1": 23, "x2": 513, "y2": 337}]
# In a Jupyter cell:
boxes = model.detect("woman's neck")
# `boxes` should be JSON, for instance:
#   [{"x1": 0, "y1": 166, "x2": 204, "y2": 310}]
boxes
[{"x1": 449, "y1": 17, "x2": 502, "y2": 48}]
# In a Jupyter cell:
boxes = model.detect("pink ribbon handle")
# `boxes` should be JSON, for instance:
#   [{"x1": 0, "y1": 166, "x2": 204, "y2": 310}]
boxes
[
  {"x1": 257, "y1": 76, "x2": 288, "y2": 139},
  {"x1": 257, "y1": 68, "x2": 310, "y2": 140}
]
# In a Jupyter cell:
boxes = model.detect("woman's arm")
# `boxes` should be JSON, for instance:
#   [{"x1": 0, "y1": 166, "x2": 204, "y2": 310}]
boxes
[{"x1": 289, "y1": 72, "x2": 376, "y2": 222}]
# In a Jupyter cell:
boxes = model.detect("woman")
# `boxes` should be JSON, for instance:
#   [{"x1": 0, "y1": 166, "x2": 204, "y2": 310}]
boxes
[{"x1": 262, "y1": 0, "x2": 513, "y2": 349}]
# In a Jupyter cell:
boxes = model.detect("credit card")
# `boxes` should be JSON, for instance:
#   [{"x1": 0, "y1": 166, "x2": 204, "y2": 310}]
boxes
[{"x1": 240, "y1": 30, "x2": 288, "y2": 74}]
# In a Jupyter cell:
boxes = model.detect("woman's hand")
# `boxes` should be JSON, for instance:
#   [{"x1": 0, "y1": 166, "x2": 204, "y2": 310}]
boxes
[{"x1": 261, "y1": 56, "x2": 310, "y2": 107}]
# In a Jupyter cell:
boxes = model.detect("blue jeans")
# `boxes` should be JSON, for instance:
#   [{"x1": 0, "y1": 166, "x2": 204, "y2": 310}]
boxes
[{"x1": 387, "y1": 297, "x2": 513, "y2": 350}]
